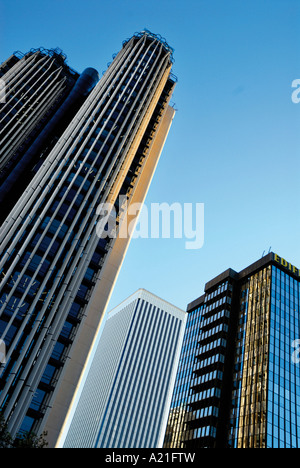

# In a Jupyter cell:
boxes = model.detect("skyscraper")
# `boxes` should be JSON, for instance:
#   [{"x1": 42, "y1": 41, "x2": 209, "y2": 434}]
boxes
[
  {"x1": 61, "y1": 289, "x2": 186, "y2": 449},
  {"x1": 164, "y1": 252, "x2": 300, "y2": 449},
  {"x1": 0, "y1": 30, "x2": 176, "y2": 446},
  {"x1": 0, "y1": 48, "x2": 92, "y2": 223}
]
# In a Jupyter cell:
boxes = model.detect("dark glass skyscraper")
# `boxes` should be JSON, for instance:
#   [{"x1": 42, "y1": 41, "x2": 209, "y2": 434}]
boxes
[
  {"x1": 0, "y1": 31, "x2": 176, "y2": 447},
  {"x1": 164, "y1": 253, "x2": 300, "y2": 449}
]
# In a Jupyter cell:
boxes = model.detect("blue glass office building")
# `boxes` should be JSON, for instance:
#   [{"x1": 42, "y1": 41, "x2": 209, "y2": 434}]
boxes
[{"x1": 164, "y1": 253, "x2": 300, "y2": 449}]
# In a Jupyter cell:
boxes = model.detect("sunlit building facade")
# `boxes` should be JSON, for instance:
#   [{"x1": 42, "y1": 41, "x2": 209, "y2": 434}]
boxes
[
  {"x1": 164, "y1": 253, "x2": 300, "y2": 449},
  {"x1": 0, "y1": 31, "x2": 176, "y2": 447},
  {"x1": 61, "y1": 289, "x2": 186, "y2": 448}
]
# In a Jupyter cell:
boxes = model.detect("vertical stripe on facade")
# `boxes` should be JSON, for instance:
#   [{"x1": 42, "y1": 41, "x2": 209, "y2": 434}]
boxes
[
  {"x1": 62, "y1": 290, "x2": 185, "y2": 448},
  {"x1": 0, "y1": 32, "x2": 176, "y2": 438}
]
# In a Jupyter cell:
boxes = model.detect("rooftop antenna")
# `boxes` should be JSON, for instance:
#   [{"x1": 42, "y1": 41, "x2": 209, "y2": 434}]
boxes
[
  {"x1": 268, "y1": 246, "x2": 272, "y2": 254},
  {"x1": 262, "y1": 250, "x2": 265, "y2": 258}
]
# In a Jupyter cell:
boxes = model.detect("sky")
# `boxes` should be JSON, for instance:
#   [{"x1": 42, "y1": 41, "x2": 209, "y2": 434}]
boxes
[{"x1": 0, "y1": 0, "x2": 299, "y2": 312}]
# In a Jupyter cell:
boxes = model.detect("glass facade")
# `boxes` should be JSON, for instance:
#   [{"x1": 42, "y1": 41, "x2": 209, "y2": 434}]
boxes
[
  {"x1": 165, "y1": 278, "x2": 237, "y2": 448},
  {"x1": 164, "y1": 254, "x2": 300, "y2": 449},
  {"x1": 267, "y1": 266, "x2": 300, "y2": 448},
  {"x1": 164, "y1": 302, "x2": 203, "y2": 448},
  {"x1": 230, "y1": 266, "x2": 271, "y2": 448},
  {"x1": 230, "y1": 265, "x2": 300, "y2": 448}
]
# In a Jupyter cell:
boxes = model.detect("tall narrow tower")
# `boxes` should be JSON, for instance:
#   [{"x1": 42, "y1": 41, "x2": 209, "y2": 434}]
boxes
[
  {"x1": 0, "y1": 31, "x2": 176, "y2": 446},
  {"x1": 62, "y1": 289, "x2": 186, "y2": 449}
]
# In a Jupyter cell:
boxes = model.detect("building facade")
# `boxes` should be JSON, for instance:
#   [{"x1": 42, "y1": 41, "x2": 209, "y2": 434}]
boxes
[
  {"x1": 61, "y1": 289, "x2": 186, "y2": 448},
  {"x1": 0, "y1": 48, "x2": 87, "y2": 223},
  {"x1": 0, "y1": 31, "x2": 176, "y2": 446},
  {"x1": 164, "y1": 253, "x2": 300, "y2": 449}
]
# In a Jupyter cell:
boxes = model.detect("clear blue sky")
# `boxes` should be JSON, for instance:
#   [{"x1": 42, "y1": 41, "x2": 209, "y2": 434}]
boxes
[{"x1": 1, "y1": 0, "x2": 299, "y2": 311}]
